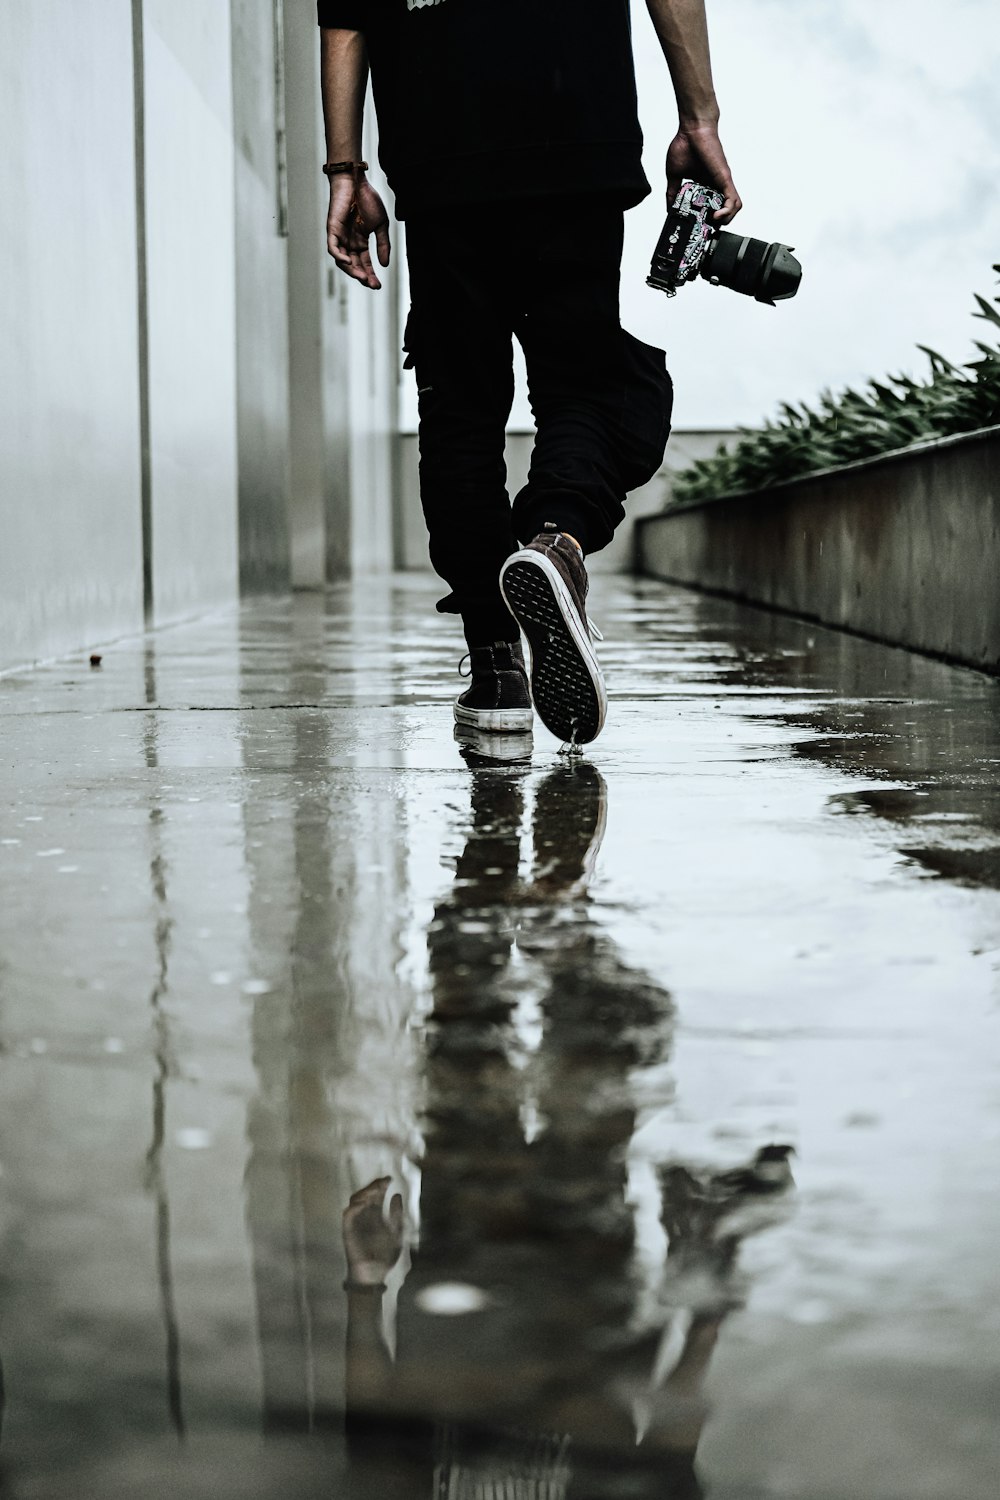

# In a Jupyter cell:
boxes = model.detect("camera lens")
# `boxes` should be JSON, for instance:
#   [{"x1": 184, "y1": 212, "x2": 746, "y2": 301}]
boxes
[{"x1": 703, "y1": 232, "x2": 802, "y2": 305}]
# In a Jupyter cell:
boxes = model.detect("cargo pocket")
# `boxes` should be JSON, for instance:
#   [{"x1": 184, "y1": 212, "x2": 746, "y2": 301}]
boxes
[{"x1": 616, "y1": 330, "x2": 674, "y2": 492}]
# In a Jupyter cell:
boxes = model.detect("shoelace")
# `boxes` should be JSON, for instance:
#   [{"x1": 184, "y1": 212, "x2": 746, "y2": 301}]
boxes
[{"x1": 588, "y1": 619, "x2": 604, "y2": 643}]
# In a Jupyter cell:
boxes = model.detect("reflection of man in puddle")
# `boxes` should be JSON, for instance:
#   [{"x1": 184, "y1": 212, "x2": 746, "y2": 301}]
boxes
[{"x1": 342, "y1": 766, "x2": 792, "y2": 1497}]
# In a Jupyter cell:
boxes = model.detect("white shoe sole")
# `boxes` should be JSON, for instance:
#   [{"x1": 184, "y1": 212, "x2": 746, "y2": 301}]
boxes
[
  {"x1": 499, "y1": 550, "x2": 607, "y2": 744},
  {"x1": 453, "y1": 702, "x2": 534, "y2": 733},
  {"x1": 454, "y1": 724, "x2": 534, "y2": 764}
]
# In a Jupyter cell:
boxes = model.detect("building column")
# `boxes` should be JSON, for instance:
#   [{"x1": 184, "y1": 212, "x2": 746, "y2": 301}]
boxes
[{"x1": 282, "y1": 2, "x2": 331, "y2": 590}]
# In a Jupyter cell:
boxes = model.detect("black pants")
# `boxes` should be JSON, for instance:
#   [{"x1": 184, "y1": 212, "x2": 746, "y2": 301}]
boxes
[{"x1": 404, "y1": 196, "x2": 673, "y2": 646}]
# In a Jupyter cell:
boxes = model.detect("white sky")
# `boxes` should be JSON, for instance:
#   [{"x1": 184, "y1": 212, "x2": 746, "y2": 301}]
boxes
[
  {"x1": 399, "y1": 0, "x2": 1000, "y2": 432},
  {"x1": 624, "y1": 0, "x2": 1000, "y2": 427}
]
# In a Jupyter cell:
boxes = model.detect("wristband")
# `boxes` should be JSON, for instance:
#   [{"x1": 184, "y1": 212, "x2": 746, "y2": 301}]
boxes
[
  {"x1": 323, "y1": 160, "x2": 368, "y2": 177},
  {"x1": 343, "y1": 1279, "x2": 387, "y2": 1294}
]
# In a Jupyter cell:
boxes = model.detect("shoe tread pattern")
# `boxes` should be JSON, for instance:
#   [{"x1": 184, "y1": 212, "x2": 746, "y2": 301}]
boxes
[{"x1": 501, "y1": 561, "x2": 601, "y2": 743}]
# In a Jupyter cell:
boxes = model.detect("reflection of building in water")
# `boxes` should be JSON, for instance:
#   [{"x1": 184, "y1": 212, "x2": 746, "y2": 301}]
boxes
[
  {"x1": 140, "y1": 651, "x2": 184, "y2": 1438},
  {"x1": 239, "y1": 595, "x2": 419, "y2": 1432}
]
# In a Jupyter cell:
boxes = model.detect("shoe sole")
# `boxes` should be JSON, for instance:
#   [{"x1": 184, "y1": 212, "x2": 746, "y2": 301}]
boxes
[
  {"x1": 499, "y1": 551, "x2": 607, "y2": 745},
  {"x1": 453, "y1": 702, "x2": 534, "y2": 733}
]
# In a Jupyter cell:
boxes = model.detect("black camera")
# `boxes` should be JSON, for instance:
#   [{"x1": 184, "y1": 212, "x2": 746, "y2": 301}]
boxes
[{"x1": 648, "y1": 180, "x2": 802, "y2": 306}]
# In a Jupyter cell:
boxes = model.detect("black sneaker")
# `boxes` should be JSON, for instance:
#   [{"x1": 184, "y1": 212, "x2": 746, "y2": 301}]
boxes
[
  {"x1": 528, "y1": 762, "x2": 608, "y2": 897},
  {"x1": 499, "y1": 525, "x2": 607, "y2": 745},
  {"x1": 454, "y1": 640, "x2": 533, "y2": 734}
]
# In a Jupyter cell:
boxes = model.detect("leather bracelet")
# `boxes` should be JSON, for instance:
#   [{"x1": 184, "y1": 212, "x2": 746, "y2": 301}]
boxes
[
  {"x1": 343, "y1": 1279, "x2": 386, "y2": 1294},
  {"x1": 323, "y1": 159, "x2": 368, "y2": 177}
]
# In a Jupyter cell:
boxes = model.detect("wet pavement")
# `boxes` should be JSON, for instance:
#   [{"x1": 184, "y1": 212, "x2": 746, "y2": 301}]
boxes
[{"x1": 1, "y1": 575, "x2": 999, "y2": 1500}]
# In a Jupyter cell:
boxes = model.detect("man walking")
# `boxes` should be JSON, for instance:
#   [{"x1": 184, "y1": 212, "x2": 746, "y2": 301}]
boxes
[{"x1": 319, "y1": 0, "x2": 739, "y2": 746}]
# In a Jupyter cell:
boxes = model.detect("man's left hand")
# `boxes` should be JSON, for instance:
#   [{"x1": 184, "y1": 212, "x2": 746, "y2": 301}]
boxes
[{"x1": 666, "y1": 123, "x2": 742, "y2": 223}]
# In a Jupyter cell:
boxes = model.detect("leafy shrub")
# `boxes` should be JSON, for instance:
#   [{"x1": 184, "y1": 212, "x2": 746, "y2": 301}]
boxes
[{"x1": 671, "y1": 266, "x2": 1000, "y2": 505}]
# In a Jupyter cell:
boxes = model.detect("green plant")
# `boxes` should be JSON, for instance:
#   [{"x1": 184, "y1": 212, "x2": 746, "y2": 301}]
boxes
[{"x1": 671, "y1": 266, "x2": 1000, "y2": 505}]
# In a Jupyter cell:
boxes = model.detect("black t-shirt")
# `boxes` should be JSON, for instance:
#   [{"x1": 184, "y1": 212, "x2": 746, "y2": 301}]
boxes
[{"x1": 317, "y1": 0, "x2": 650, "y2": 218}]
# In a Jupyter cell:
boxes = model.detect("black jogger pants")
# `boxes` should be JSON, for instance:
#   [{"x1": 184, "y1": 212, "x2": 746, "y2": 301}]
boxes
[{"x1": 404, "y1": 196, "x2": 673, "y2": 646}]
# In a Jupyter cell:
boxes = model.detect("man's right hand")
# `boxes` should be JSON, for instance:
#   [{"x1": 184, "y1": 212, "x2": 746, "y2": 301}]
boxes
[
  {"x1": 327, "y1": 174, "x2": 392, "y2": 291},
  {"x1": 665, "y1": 121, "x2": 742, "y2": 223},
  {"x1": 343, "y1": 1177, "x2": 405, "y2": 1285}
]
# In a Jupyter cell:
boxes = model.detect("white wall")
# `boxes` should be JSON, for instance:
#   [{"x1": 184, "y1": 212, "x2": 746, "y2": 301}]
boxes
[
  {"x1": 283, "y1": 0, "x2": 328, "y2": 589},
  {"x1": 346, "y1": 108, "x2": 399, "y2": 577},
  {"x1": 0, "y1": 0, "x2": 417, "y2": 672},
  {"x1": 0, "y1": 3, "x2": 144, "y2": 671},
  {"x1": 144, "y1": 0, "x2": 240, "y2": 622},
  {"x1": 285, "y1": 13, "x2": 397, "y2": 587},
  {"x1": 231, "y1": 0, "x2": 292, "y2": 593}
]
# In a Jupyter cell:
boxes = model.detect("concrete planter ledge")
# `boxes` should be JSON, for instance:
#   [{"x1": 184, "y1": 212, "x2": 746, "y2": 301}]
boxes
[{"x1": 636, "y1": 423, "x2": 1000, "y2": 675}]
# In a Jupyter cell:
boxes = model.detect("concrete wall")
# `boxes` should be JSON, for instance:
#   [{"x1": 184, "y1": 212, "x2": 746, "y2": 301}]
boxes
[
  {"x1": 322, "y1": 267, "x2": 355, "y2": 581},
  {"x1": 344, "y1": 112, "x2": 398, "y2": 578},
  {"x1": 0, "y1": 0, "x2": 402, "y2": 672},
  {"x1": 231, "y1": 0, "x2": 291, "y2": 593},
  {"x1": 0, "y1": 2, "x2": 144, "y2": 671},
  {"x1": 143, "y1": 0, "x2": 240, "y2": 624},
  {"x1": 637, "y1": 425, "x2": 1000, "y2": 675},
  {"x1": 396, "y1": 429, "x2": 736, "y2": 574},
  {"x1": 595, "y1": 427, "x2": 737, "y2": 574},
  {"x1": 282, "y1": 0, "x2": 328, "y2": 590},
  {"x1": 284, "y1": 4, "x2": 397, "y2": 588},
  {"x1": 316, "y1": 102, "x2": 397, "y2": 582}
]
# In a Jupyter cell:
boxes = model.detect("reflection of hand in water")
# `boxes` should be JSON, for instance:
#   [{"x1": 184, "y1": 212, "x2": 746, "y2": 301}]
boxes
[
  {"x1": 343, "y1": 1178, "x2": 405, "y2": 1463},
  {"x1": 344, "y1": 1176, "x2": 405, "y2": 1288},
  {"x1": 660, "y1": 1146, "x2": 796, "y2": 1308},
  {"x1": 636, "y1": 1147, "x2": 795, "y2": 1489}
]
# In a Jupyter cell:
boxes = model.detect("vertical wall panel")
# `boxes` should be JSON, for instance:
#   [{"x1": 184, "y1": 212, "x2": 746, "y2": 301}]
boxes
[
  {"x1": 345, "y1": 109, "x2": 398, "y2": 577},
  {"x1": 322, "y1": 265, "x2": 354, "y2": 582},
  {"x1": 231, "y1": 0, "x2": 292, "y2": 593},
  {"x1": 144, "y1": 0, "x2": 240, "y2": 623},
  {"x1": 282, "y1": 2, "x2": 328, "y2": 589},
  {"x1": 285, "y1": 15, "x2": 399, "y2": 588},
  {"x1": 0, "y1": 3, "x2": 144, "y2": 671}
]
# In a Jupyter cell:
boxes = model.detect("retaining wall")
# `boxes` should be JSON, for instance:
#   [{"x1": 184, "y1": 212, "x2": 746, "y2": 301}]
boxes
[{"x1": 636, "y1": 425, "x2": 1000, "y2": 675}]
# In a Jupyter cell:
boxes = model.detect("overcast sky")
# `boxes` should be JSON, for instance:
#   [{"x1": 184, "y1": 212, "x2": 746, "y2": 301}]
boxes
[
  {"x1": 400, "y1": 0, "x2": 1000, "y2": 433},
  {"x1": 624, "y1": 0, "x2": 1000, "y2": 428}
]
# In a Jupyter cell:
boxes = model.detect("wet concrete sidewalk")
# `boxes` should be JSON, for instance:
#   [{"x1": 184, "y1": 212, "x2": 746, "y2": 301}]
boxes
[{"x1": 1, "y1": 575, "x2": 998, "y2": 1500}]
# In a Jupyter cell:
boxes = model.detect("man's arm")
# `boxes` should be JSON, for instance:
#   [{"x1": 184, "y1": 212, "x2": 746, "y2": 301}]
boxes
[
  {"x1": 645, "y1": 0, "x2": 741, "y2": 222},
  {"x1": 320, "y1": 27, "x2": 391, "y2": 290},
  {"x1": 342, "y1": 1178, "x2": 405, "y2": 1409}
]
